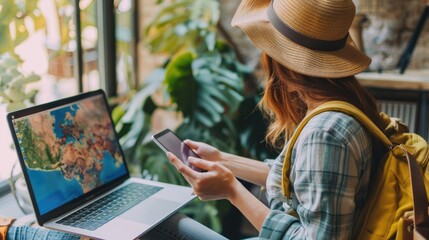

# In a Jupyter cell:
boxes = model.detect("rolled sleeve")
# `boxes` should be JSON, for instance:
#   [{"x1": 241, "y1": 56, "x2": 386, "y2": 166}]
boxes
[
  {"x1": 264, "y1": 158, "x2": 276, "y2": 168},
  {"x1": 260, "y1": 210, "x2": 301, "y2": 240}
]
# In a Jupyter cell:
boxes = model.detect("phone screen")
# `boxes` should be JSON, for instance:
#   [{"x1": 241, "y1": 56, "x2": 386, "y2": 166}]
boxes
[{"x1": 152, "y1": 129, "x2": 204, "y2": 172}]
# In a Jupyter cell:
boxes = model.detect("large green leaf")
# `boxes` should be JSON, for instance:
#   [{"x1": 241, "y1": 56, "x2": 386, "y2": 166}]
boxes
[
  {"x1": 163, "y1": 45, "x2": 247, "y2": 129},
  {"x1": 164, "y1": 51, "x2": 198, "y2": 117},
  {"x1": 191, "y1": 53, "x2": 244, "y2": 123}
]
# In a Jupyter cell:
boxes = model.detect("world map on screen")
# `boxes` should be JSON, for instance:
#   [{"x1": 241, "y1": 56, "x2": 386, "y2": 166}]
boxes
[{"x1": 13, "y1": 95, "x2": 127, "y2": 215}]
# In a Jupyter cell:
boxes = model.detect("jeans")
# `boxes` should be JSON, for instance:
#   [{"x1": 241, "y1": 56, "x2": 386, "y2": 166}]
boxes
[{"x1": 7, "y1": 212, "x2": 228, "y2": 240}]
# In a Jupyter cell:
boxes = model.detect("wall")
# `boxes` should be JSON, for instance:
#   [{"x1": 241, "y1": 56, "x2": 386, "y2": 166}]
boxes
[
  {"x1": 363, "y1": 0, "x2": 429, "y2": 72},
  {"x1": 138, "y1": 1, "x2": 429, "y2": 79},
  {"x1": 219, "y1": 1, "x2": 429, "y2": 73}
]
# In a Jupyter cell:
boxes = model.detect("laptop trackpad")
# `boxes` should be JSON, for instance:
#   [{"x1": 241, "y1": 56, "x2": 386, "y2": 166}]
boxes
[{"x1": 120, "y1": 197, "x2": 179, "y2": 225}]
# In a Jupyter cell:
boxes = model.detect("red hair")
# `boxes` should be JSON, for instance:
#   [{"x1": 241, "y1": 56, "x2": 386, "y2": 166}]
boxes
[{"x1": 259, "y1": 53, "x2": 386, "y2": 148}]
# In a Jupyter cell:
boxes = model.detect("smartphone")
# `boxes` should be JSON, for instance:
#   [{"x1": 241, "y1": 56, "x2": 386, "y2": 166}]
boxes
[{"x1": 151, "y1": 128, "x2": 204, "y2": 172}]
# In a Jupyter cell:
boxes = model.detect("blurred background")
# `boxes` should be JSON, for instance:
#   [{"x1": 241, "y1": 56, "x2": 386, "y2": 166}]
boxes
[{"x1": 1, "y1": 0, "x2": 428, "y2": 238}]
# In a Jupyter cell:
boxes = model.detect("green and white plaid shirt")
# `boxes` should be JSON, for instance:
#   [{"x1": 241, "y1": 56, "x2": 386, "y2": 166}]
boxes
[{"x1": 261, "y1": 111, "x2": 373, "y2": 240}]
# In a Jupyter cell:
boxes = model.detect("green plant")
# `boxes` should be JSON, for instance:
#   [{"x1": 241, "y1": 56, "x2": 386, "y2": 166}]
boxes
[
  {"x1": 113, "y1": 0, "x2": 277, "y2": 236},
  {"x1": 0, "y1": 57, "x2": 40, "y2": 112},
  {"x1": 0, "y1": 1, "x2": 44, "y2": 110},
  {"x1": 0, "y1": 0, "x2": 45, "y2": 54},
  {"x1": 0, "y1": 0, "x2": 98, "y2": 110}
]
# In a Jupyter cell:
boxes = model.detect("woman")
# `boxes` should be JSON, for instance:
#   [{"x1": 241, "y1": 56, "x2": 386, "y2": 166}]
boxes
[
  {"x1": 2, "y1": 0, "x2": 385, "y2": 239},
  {"x1": 166, "y1": 0, "x2": 387, "y2": 239}
]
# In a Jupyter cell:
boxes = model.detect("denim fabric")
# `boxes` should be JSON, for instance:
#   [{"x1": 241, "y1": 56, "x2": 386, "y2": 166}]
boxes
[
  {"x1": 7, "y1": 225, "x2": 80, "y2": 240},
  {"x1": 7, "y1": 212, "x2": 227, "y2": 240}
]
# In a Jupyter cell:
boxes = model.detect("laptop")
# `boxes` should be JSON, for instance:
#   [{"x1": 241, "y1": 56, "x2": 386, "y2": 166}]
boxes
[{"x1": 6, "y1": 89, "x2": 195, "y2": 240}]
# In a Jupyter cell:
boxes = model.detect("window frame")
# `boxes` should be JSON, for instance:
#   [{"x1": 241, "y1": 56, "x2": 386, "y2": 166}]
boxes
[
  {"x1": 0, "y1": 180, "x2": 10, "y2": 197},
  {"x1": 96, "y1": 0, "x2": 118, "y2": 98}
]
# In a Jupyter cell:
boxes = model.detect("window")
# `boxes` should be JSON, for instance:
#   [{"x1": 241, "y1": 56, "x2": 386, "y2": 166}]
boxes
[
  {"x1": 115, "y1": 0, "x2": 137, "y2": 94},
  {"x1": 0, "y1": 0, "x2": 87, "y2": 192},
  {"x1": 0, "y1": 105, "x2": 17, "y2": 190},
  {"x1": 0, "y1": 0, "x2": 137, "y2": 195}
]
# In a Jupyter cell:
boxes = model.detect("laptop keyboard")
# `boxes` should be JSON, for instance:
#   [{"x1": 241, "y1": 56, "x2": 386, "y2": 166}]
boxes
[{"x1": 56, "y1": 182, "x2": 163, "y2": 231}]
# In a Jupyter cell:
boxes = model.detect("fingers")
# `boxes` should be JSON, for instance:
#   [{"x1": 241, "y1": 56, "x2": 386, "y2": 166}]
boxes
[
  {"x1": 183, "y1": 139, "x2": 200, "y2": 150},
  {"x1": 188, "y1": 157, "x2": 214, "y2": 171},
  {"x1": 166, "y1": 152, "x2": 198, "y2": 179}
]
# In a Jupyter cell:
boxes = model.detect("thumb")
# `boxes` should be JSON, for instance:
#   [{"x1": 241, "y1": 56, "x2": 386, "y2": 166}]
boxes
[{"x1": 183, "y1": 139, "x2": 200, "y2": 150}]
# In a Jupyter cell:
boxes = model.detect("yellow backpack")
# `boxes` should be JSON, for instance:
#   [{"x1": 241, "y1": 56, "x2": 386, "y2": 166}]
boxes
[{"x1": 281, "y1": 101, "x2": 429, "y2": 239}]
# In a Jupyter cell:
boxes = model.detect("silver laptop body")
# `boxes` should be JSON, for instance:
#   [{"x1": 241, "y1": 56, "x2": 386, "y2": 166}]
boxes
[{"x1": 7, "y1": 90, "x2": 195, "y2": 240}]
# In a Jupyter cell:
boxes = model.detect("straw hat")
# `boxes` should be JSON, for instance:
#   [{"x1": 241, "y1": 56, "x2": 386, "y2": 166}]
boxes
[{"x1": 231, "y1": 0, "x2": 371, "y2": 78}]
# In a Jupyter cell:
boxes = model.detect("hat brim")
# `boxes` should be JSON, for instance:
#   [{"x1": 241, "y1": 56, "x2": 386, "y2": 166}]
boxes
[{"x1": 231, "y1": 0, "x2": 371, "y2": 78}]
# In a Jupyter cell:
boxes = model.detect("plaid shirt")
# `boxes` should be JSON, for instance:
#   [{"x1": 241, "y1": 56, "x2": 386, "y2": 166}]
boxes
[{"x1": 261, "y1": 111, "x2": 373, "y2": 240}]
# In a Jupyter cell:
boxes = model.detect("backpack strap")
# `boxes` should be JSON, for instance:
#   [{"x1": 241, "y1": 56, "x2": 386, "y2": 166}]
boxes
[
  {"x1": 281, "y1": 100, "x2": 392, "y2": 197},
  {"x1": 397, "y1": 145, "x2": 429, "y2": 231}
]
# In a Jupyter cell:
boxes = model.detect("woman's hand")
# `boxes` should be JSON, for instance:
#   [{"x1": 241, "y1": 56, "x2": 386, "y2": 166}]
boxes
[
  {"x1": 184, "y1": 139, "x2": 270, "y2": 187},
  {"x1": 166, "y1": 152, "x2": 240, "y2": 201},
  {"x1": 167, "y1": 151, "x2": 270, "y2": 231},
  {"x1": 183, "y1": 140, "x2": 223, "y2": 164}
]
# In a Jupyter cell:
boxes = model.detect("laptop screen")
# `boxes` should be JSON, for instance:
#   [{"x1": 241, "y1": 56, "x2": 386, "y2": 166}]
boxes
[{"x1": 9, "y1": 92, "x2": 128, "y2": 216}]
